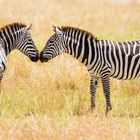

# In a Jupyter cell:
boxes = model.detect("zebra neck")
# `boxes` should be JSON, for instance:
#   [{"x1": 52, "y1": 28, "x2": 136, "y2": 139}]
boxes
[
  {"x1": 66, "y1": 35, "x2": 97, "y2": 65},
  {"x1": 0, "y1": 36, "x2": 15, "y2": 56}
]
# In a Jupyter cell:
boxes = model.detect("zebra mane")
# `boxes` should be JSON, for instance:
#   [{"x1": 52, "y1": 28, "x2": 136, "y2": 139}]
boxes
[
  {"x1": 0, "y1": 23, "x2": 27, "y2": 32},
  {"x1": 61, "y1": 26, "x2": 98, "y2": 41}
]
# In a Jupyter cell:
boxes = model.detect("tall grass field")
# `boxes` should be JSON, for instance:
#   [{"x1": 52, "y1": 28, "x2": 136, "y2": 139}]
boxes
[{"x1": 0, "y1": 0, "x2": 140, "y2": 139}]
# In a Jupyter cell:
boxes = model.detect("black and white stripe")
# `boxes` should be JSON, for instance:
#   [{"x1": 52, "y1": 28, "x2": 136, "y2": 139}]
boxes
[
  {"x1": 0, "y1": 23, "x2": 39, "y2": 84},
  {"x1": 40, "y1": 26, "x2": 140, "y2": 114}
]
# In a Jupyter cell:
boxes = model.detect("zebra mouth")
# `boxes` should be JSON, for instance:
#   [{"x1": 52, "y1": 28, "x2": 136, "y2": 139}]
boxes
[
  {"x1": 30, "y1": 56, "x2": 39, "y2": 62},
  {"x1": 40, "y1": 51, "x2": 49, "y2": 63},
  {"x1": 40, "y1": 57, "x2": 49, "y2": 63},
  {"x1": 30, "y1": 53, "x2": 39, "y2": 62}
]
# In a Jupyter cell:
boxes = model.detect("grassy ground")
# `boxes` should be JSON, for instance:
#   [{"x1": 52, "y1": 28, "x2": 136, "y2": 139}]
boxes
[{"x1": 0, "y1": 0, "x2": 140, "y2": 139}]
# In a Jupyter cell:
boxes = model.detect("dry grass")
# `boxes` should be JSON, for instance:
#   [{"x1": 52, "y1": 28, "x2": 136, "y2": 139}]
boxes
[{"x1": 0, "y1": 0, "x2": 140, "y2": 140}]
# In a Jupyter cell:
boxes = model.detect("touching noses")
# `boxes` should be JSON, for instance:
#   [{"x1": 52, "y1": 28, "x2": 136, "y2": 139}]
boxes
[
  {"x1": 40, "y1": 51, "x2": 45, "y2": 62},
  {"x1": 30, "y1": 51, "x2": 40, "y2": 62}
]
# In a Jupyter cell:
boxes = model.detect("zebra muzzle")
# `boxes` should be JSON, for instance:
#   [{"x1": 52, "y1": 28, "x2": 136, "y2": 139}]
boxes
[
  {"x1": 40, "y1": 51, "x2": 48, "y2": 62},
  {"x1": 30, "y1": 52, "x2": 40, "y2": 62}
]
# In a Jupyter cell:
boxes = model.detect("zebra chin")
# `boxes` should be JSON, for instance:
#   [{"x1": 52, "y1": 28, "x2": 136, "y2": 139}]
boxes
[
  {"x1": 40, "y1": 51, "x2": 49, "y2": 63},
  {"x1": 29, "y1": 55, "x2": 39, "y2": 62},
  {"x1": 30, "y1": 57, "x2": 39, "y2": 62},
  {"x1": 40, "y1": 57, "x2": 49, "y2": 63}
]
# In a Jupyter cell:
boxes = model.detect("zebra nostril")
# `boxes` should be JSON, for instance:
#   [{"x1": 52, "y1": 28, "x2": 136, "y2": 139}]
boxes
[
  {"x1": 29, "y1": 52, "x2": 39, "y2": 62},
  {"x1": 40, "y1": 51, "x2": 45, "y2": 62},
  {"x1": 40, "y1": 51, "x2": 43, "y2": 58},
  {"x1": 37, "y1": 52, "x2": 40, "y2": 58}
]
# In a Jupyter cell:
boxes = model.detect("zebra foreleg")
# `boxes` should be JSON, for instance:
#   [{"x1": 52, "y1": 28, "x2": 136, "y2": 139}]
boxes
[
  {"x1": 101, "y1": 76, "x2": 112, "y2": 115},
  {"x1": 90, "y1": 76, "x2": 99, "y2": 111},
  {"x1": 0, "y1": 76, "x2": 3, "y2": 93}
]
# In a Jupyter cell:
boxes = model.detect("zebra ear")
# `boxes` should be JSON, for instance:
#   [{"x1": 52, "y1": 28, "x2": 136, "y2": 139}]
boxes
[
  {"x1": 26, "y1": 24, "x2": 32, "y2": 30},
  {"x1": 53, "y1": 26, "x2": 62, "y2": 35},
  {"x1": 53, "y1": 25, "x2": 56, "y2": 32}
]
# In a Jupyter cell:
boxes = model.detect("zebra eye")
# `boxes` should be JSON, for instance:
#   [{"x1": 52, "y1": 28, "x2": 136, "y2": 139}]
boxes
[
  {"x1": 21, "y1": 32, "x2": 27, "y2": 39},
  {"x1": 49, "y1": 40, "x2": 53, "y2": 43}
]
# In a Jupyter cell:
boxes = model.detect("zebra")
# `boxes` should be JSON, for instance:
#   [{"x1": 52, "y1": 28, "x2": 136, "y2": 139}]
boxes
[
  {"x1": 40, "y1": 26, "x2": 140, "y2": 114},
  {"x1": 0, "y1": 23, "x2": 39, "y2": 86}
]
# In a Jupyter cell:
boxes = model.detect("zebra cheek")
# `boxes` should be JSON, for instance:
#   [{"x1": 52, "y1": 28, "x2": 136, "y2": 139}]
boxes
[{"x1": 39, "y1": 51, "x2": 47, "y2": 62}]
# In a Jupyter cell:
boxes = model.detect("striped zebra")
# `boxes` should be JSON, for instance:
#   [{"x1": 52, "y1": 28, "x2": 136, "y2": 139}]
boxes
[
  {"x1": 40, "y1": 26, "x2": 140, "y2": 114},
  {"x1": 0, "y1": 23, "x2": 39, "y2": 85}
]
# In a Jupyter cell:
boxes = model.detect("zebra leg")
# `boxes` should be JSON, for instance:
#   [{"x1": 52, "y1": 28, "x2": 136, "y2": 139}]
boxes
[
  {"x1": 90, "y1": 76, "x2": 99, "y2": 111},
  {"x1": 0, "y1": 75, "x2": 3, "y2": 93},
  {"x1": 101, "y1": 76, "x2": 112, "y2": 114}
]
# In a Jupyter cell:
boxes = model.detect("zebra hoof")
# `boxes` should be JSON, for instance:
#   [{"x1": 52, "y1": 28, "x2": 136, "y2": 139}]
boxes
[
  {"x1": 91, "y1": 105, "x2": 95, "y2": 113},
  {"x1": 105, "y1": 106, "x2": 112, "y2": 116}
]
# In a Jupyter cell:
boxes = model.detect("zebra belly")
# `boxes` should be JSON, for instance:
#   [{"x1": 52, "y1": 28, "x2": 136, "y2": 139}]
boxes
[{"x1": 110, "y1": 54, "x2": 140, "y2": 80}]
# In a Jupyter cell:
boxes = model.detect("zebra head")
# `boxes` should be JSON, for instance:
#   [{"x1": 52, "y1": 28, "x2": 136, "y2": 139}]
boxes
[
  {"x1": 40, "y1": 26, "x2": 66, "y2": 62},
  {"x1": 16, "y1": 24, "x2": 39, "y2": 62}
]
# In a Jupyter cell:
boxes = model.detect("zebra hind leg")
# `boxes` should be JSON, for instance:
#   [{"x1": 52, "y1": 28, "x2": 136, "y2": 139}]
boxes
[
  {"x1": 90, "y1": 76, "x2": 99, "y2": 112},
  {"x1": 101, "y1": 76, "x2": 112, "y2": 115}
]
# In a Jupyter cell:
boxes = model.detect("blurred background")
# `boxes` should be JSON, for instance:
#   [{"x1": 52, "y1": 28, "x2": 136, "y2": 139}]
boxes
[
  {"x1": 1, "y1": 0, "x2": 140, "y2": 46},
  {"x1": 1, "y1": 0, "x2": 139, "y2": 94},
  {"x1": 0, "y1": 0, "x2": 139, "y2": 139}
]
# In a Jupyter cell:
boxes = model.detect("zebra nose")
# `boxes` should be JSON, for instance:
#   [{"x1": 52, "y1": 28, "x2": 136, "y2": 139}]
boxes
[
  {"x1": 30, "y1": 52, "x2": 39, "y2": 62},
  {"x1": 40, "y1": 51, "x2": 45, "y2": 62},
  {"x1": 37, "y1": 52, "x2": 40, "y2": 58},
  {"x1": 40, "y1": 51, "x2": 49, "y2": 63}
]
